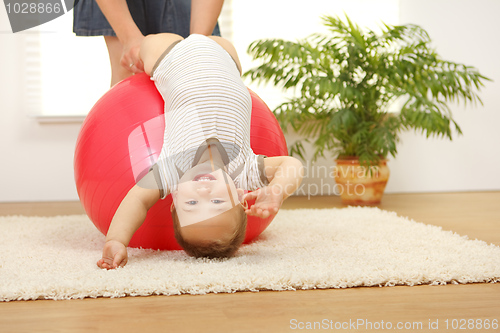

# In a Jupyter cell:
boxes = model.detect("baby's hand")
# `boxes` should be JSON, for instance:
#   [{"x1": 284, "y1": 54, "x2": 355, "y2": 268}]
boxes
[
  {"x1": 97, "y1": 240, "x2": 128, "y2": 270},
  {"x1": 244, "y1": 185, "x2": 284, "y2": 218}
]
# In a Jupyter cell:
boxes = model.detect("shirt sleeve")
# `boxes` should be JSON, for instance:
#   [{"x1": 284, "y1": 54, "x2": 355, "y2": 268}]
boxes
[
  {"x1": 138, "y1": 161, "x2": 173, "y2": 200},
  {"x1": 234, "y1": 154, "x2": 269, "y2": 191},
  {"x1": 135, "y1": 164, "x2": 170, "y2": 199},
  {"x1": 151, "y1": 164, "x2": 169, "y2": 199}
]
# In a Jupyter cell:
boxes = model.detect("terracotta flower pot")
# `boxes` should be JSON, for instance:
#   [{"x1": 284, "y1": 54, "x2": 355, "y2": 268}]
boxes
[{"x1": 333, "y1": 158, "x2": 390, "y2": 205}]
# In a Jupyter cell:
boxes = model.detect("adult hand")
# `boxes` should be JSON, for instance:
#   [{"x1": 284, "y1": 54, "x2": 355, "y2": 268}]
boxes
[{"x1": 120, "y1": 35, "x2": 145, "y2": 74}]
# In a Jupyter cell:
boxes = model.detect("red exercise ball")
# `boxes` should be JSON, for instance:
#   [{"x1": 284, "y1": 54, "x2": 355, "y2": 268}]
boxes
[{"x1": 74, "y1": 73, "x2": 288, "y2": 250}]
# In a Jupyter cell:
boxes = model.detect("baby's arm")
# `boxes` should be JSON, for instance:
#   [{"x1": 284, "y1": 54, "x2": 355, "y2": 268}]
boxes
[
  {"x1": 97, "y1": 185, "x2": 160, "y2": 269},
  {"x1": 244, "y1": 156, "x2": 304, "y2": 218}
]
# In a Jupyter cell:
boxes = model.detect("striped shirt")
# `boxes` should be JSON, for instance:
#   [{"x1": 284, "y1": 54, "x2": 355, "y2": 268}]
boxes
[{"x1": 150, "y1": 34, "x2": 267, "y2": 198}]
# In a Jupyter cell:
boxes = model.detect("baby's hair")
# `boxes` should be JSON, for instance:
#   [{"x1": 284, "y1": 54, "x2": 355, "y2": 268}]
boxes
[{"x1": 172, "y1": 205, "x2": 247, "y2": 259}]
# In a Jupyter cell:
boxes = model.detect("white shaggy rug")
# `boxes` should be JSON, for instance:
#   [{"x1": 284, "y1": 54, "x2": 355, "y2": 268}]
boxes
[{"x1": 1, "y1": 207, "x2": 499, "y2": 301}]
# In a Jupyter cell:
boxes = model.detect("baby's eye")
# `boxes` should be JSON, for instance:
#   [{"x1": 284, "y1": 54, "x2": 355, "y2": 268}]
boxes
[
  {"x1": 211, "y1": 199, "x2": 225, "y2": 204},
  {"x1": 186, "y1": 200, "x2": 198, "y2": 205}
]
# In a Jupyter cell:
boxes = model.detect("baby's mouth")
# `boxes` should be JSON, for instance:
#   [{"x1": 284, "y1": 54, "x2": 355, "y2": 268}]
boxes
[{"x1": 193, "y1": 174, "x2": 216, "y2": 182}]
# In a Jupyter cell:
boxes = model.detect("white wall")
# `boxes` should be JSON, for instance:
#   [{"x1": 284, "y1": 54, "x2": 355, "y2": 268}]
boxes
[
  {"x1": 388, "y1": 0, "x2": 500, "y2": 193},
  {"x1": 0, "y1": 0, "x2": 499, "y2": 202},
  {"x1": 0, "y1": 11, "x2": 82, "y2": 202}
]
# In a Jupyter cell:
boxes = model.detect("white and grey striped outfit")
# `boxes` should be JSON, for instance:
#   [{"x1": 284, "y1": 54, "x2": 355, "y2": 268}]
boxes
[{"x1": 149, "y1": 34, "x2": 267, "y2": 198}]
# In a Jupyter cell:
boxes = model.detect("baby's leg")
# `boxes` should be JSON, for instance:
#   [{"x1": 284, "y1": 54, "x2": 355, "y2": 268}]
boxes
[
  {"x1": 208, "y1": 36, "x2": 243, "y2": 75},
  {"x1": 140, "y1": 33, "x2": 184, "y2": 76}
]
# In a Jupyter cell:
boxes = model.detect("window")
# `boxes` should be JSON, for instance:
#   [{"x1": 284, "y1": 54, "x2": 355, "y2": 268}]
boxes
[{"x1": 24, "y1": 10, "x2": 110, "y2": 120}]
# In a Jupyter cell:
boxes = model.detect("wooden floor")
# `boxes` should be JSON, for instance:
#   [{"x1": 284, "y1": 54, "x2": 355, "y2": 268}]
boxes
[{"x1": 0, "y1": 192, "x2": 499, "y2": 333}]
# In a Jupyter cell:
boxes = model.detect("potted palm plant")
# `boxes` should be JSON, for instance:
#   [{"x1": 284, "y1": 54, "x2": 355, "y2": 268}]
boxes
[{"x1": 244, "y1": 15, "x2": 490, "y2": 205}]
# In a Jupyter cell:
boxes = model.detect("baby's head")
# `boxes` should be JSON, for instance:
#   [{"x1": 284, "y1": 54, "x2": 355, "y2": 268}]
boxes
[{"x1": 171, "y1": 165, "x2": 247, "y2": 259}]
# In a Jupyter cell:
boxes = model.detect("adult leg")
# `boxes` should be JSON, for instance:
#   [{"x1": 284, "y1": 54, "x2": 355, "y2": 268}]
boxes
[{"x1": 104, "y1": 36, "x2": 134, "y2": 86}]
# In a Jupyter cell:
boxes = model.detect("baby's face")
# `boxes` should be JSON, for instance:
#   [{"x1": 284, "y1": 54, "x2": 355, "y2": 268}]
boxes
[{"x1": 173, "y1": 162, "x2": 243, "y2": 231}]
